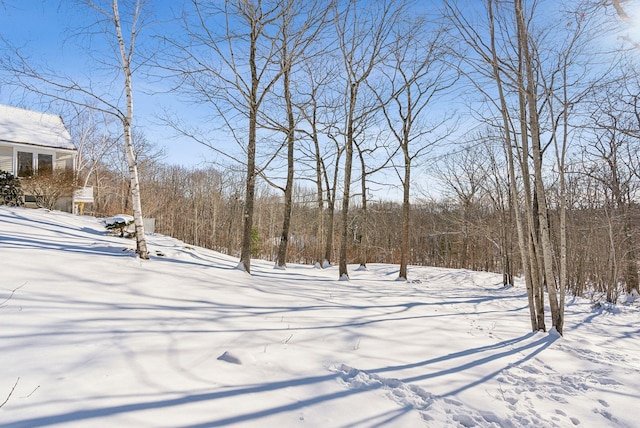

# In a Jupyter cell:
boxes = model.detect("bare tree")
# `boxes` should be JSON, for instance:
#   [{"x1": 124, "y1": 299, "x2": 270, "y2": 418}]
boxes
[
  {"x1": 65, "y1": 106, "x2": 119, "y2": 189},
  {"x1": 538, "y1": 4, "x2": 609, "y2": 324},
  {"x1": 479, "y1": 133, "x2": 515, "y2": 286},
  {"x1": 582, "y1": 69, "x2": 640, "y2": 299},
  {"x1": 261, "y1": 0, "x2": 331, "y2": 269},
  {"x1": 513, "y1": 0, "x2": 566, "y2": 334},
  {"x1": 443, "y1": 0, "x2": 603, "y2": 334},
  {"x1": 295, "y1": 55, "x2": 344, "y2": 267},
  {"x1": 333, "y1": 0, "x2": 402, "y2": 280},
  {"x1": 436, "y1": 145, "x2": 487, "y2": 270},
  {"x1": 163, "y1": 0, "x2": 286, "y2": 273},
  {"x1": 353, "y1": 131, "x2": 391, "y2": 271},
  {"x1": 372, "y1": 10, "x2": 456, "y2": 280},
  {"x1": 321, "y1": 129, "x2": 345, "y2": 267}
]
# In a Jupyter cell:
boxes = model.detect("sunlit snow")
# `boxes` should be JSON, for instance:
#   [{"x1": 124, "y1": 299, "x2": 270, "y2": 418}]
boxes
[{"x1": 1, "y1": 206, "x2": 638, "y2": 427}]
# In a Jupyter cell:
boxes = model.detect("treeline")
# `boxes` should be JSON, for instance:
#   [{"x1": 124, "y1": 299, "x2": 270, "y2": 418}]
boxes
[{"x1": 83, "y1": 152, "x2": 640, "y2": 308}]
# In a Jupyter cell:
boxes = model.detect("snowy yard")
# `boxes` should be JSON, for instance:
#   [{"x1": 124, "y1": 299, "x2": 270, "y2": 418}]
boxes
[{"x1": 1, "y1": 206, "x2": 639, "y2": 427}]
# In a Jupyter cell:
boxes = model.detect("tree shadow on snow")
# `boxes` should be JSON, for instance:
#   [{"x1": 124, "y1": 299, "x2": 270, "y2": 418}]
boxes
[{"x1": 4, "y1": 332, "x2": 558, "y2": 427}]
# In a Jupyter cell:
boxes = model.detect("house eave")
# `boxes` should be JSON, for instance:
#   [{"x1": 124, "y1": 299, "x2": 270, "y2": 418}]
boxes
[{"x1": 0, "y1": 139, "x2": 78, "y2": 153}]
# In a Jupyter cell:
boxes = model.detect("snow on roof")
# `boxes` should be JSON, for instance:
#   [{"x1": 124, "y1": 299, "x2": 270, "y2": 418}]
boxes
[{"x1": 0, "y1": 104, "x2": 76, "y2": 151}]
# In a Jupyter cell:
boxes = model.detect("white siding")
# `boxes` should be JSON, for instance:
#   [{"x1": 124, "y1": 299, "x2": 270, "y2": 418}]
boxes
[{"x1": 0, "y1": 146, "x2": 12, "y2": 173}]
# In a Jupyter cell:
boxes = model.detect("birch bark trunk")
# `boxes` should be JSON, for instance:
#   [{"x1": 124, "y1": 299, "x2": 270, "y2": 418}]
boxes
[{"x1": 113, "y1": 0, "x2": 148, "y2": 260}]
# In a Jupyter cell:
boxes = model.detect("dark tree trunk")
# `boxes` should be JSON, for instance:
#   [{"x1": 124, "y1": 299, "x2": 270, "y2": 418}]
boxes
[
  {"x1": 339, "y1": 83, "x2": 358, "y2": 279},
  {"x1": 276, "y1": 57, "x2": 295, "y2": 269},
  {"x1": 399, "y1": 152, "x2": 410, "y2": 281}
]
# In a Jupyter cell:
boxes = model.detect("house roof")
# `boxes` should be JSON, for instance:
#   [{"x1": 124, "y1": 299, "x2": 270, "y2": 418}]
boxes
[{"x1": 0, "y1": 104, "x2": 76, "y2": 151}]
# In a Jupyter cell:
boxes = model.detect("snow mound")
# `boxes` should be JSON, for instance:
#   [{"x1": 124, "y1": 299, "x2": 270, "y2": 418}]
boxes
[{"x1": 102, "y1": 214, "x2": 134, "y2": 226}]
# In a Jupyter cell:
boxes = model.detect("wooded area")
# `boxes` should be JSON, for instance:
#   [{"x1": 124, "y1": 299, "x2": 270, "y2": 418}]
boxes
[{"x1": 2, "y1": 0, "x2": 639, "y2": 335}]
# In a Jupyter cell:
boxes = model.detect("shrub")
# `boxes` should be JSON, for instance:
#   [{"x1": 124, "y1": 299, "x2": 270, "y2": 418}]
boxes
[
  {"x1": 21, "y1": 169, "x2": 75, "y2": 210},
  {"x1": 251, "y1": 227, "x2": 262, "y2": 257}
]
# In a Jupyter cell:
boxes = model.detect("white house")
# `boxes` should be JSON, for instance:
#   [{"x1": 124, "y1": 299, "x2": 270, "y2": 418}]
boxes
[{"x1": 0, "y1": 104, "x2": 79, "y2": 212}]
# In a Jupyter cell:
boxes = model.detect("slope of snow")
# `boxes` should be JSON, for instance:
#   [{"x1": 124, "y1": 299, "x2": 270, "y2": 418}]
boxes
[{"x1": 1, "y1": 206, "x2": 638, "y2": 427}]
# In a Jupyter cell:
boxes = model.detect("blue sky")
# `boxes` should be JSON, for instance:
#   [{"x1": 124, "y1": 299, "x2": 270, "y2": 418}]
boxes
[
  {"x1": 0, "y1": 1, "x2": 212, "y2": 167},
  {"x1": 3, "y1": 0, "x2": 638, "y2": 180}
]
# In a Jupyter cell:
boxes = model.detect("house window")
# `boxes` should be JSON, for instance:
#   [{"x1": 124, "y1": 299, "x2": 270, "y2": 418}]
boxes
[
  {"x1": 38, "y1": 154, "x2": 53, "y2": 174},
  {"x1": 17, "y1": 151, "x2": 33, "y2": 177}
]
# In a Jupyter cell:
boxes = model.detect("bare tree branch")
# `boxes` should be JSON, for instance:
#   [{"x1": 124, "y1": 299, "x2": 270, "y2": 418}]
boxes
[
  {"x1": 0, "y1": 378, "x2": 19, "y2": 409},
  {"x1": 0, "y1": 282, "x2": 27, "y2": 307}
]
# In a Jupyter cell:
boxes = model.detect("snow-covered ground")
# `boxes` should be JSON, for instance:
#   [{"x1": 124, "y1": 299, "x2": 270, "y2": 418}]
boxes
[{"x1": 1, "y1": 206, "x2": 639, "y2": 427}]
